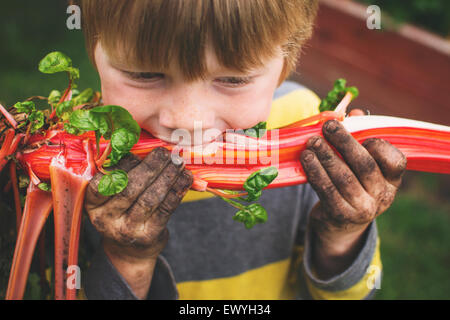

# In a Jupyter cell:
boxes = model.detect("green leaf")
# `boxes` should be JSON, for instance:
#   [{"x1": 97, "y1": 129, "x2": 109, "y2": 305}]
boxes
[
  {"x1": 68, "y1": 67, "x2": 80, "y2": 81},
  {"x1": 71, "y1": 88, "x2": 93, "y2": 106},
  {"x1": 248, "y1": 203, "x2": 268, "y2": 223},
  {"x1": 38, "y1": 51, "x2": 80, "y2": 81},
  {"x1": 88, "y1": 105, "x2": 141, "y2": 167},
  {"x1": 56, "y1": 100, "x2": 74, "y2": 118},
  {"x1": 63, "y1": 122, "x2": 79, "y2": 135},
  {"x1": 346, "y1": 86, "x2": 359, "y2": 99},
  {"x1": 104, "y1": 150, "x2": 122, "y2": 167},
  {"x1": 334, "y1": 78, "x2": 346, "y2": 91},
  {"x1": 69, "y1": 109, "x2": 107, "y2": 132},
  {"x1": 14, "y1": 101, "x2": 35, "y2": 114},
  {"x1": 48, "y1": 90, "x2": 62, "y2": 105},
  {"x1": 71, "y1": 89, "x2": 80, "y2": 97},
  {"x1": 232, "y1": 204, "x2": 268, "y2": 229},
  {"x1": 90, "y1": 105, "x2": 141, "y2": 138},
  {"x1": 111, "y1": 128, "x2": 139, "y2": 153},
  {"x1": 98, "y1": 169, "x2": 129, "y2": 196},
  {"x1": 18, "y1": 175, "x2": 30, "y2": 189},
  {"x1": 39, "y1": 51, "x2": 71, "y2": 74},
  {"x1": 28, "y1": 111, "x2": 45, "y2": 133},
  {"x1": 244, "y1": 214, "x2": 256, "y2": 229},
  {"x1": 319, "y1": 78, "x2": 359, "y2": 112},
  {"x1": 244, "y1": 121, "x2": 267, "y2": 138},
  {"x1": 37, "y1": 182, "x2": 51, "y2": 192},
  {"x1": 241, "y1": 166, "x2": 278, "y2": 202}
]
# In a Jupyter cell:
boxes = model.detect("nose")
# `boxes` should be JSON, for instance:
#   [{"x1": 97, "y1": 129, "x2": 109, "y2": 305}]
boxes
[{"x1": 158, "y1": 84, "x2": 216, "y2": 132}]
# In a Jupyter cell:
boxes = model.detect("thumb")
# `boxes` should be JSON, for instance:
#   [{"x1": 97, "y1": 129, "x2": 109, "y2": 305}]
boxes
[{"x1": 348, "y1": 108, "x2": 366, "y2": 117}]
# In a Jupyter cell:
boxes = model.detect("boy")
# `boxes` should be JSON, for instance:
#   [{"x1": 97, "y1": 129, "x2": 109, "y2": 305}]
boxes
[{"x1": 79, "y1": 0, "x2": 406, "y2": 300}]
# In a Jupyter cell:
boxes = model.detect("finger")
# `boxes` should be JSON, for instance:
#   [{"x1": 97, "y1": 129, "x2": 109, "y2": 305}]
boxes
[
  {"x1": 306, "y1": 136, "x2": 368, "y2": 208},
  {"x1": 151, "y1": 169, "x2": 194, "y2": 226},
  {"x1": 89, "y1": 147, "x2": 172, "y2": 218},
  {"x1": 85, "y1": 153, "x2": 141, "y2": 210},
  {"x1": 322, "y1": 120, "x2": 385, "y2": 196},
  {"x1": 125, "y1": 156, "x2": 186, "y2": 224},
  {"x1": 362, "y1": 138, "x2": 407, "y2": 188},
  {"x1": 348, "y1": 108, "x2": 365, "y2": 117},
  {"x1": 300, "y1": 149, "x2": 354, "y2": 218}
]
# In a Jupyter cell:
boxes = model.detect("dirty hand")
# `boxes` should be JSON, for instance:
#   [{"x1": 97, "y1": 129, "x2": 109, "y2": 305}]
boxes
[
  {"x1": 300, "y1": 119, "x2": 406, "y2": 276},
  {"x1": 84, "y1": 147, "x2": 193, "y2": 260}
]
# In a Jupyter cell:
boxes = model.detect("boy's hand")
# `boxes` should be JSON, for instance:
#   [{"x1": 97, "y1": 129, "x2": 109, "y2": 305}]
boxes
[
  {"x1": 84, "y1": 147, "x2": 194, "y2": 260},
  {"x1": 300, "y1": 119, "x2": 407, "y2": 278}
]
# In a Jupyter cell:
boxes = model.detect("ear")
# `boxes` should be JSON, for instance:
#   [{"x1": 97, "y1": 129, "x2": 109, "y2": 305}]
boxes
[
  {"x1": 90, "y1": 42, "x2": 101, "y2": 71},
  {"x1": 277, "y1": 58, "x2": 289, "y2": 87}
]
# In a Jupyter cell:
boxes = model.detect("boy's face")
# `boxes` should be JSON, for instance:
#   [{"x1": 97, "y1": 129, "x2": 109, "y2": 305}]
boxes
[{"x1": 94, "y1": 43, "x2": 284, "y2": 146}]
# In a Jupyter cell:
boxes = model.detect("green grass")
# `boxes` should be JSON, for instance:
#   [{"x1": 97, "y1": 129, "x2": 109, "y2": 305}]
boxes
[
  {"x1": 375, "y1": 183, "x2": 450, "y2": 299},
  {"x1": 0, "y1": 1, "x2": 100, "y2": 107}
]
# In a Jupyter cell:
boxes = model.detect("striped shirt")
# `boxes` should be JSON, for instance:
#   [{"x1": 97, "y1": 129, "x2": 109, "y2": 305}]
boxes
[{"x1": 83, "y1": 81, "x2": 382, "y2": 300}]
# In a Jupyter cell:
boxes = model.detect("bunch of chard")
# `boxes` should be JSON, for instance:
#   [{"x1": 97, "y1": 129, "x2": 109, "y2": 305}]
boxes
[{"x1": 1, "y1": 53, "x2": 449, "y2": 300}]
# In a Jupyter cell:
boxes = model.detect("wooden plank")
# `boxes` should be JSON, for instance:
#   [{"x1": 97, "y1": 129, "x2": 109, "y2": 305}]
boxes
[{"x1": 292, "y1": 0, "x2": 450, "y2": 125}]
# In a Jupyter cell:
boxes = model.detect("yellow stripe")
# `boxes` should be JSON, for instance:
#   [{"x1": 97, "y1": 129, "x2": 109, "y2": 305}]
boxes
[
  {"x1": 266, "y1": 88, "x2": 320, "y2": 130},
  {"x1": 306, "y1": 238, "x2": 382, "y2": 300},
  {"x1": 177, "y1": 258, "x2": 297, "y2": 300},
  {"x1": 181, "y1": 87, "x2": 320, "y2": 203}
]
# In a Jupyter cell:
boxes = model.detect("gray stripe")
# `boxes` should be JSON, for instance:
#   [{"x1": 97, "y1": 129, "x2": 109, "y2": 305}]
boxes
[
  {"x1": 273, "y1": 80, "x2": 305, "y2": 100},
  {"x1": 147, "y1": 255, "x2": 179, "y2": 300},
  {"x1": 162, "y1": 184, "x2": 308, "y2": 282},
  {"x1": 303, "y1": 220, "x2": 379, "y2": 292},
  {"x1": 83, "y1": 243, "x2": 139, "y2": 300}
]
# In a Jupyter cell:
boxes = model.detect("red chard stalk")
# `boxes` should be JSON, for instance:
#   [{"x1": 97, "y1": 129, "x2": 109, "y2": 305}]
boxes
[{"x1": 0, "y1": 52, "x2": 449, "y2": 300}]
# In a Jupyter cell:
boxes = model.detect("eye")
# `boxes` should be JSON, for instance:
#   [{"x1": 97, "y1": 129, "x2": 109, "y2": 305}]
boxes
[
  {"x1": 215, "y1": 76, "x2": 252, "y2": 87},
  {"x1": 123, "y1": 71, "x2": 164, "y2": 82}
]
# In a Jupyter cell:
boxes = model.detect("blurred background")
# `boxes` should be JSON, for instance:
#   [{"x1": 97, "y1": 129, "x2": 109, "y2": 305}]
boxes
[{"x1": 0, "y1": 0, "x2": 449, "y2": 299}]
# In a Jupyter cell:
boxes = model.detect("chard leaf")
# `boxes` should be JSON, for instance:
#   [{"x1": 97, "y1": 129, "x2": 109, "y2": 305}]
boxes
[
  {"x1": 29, "y1": 111, "x2": 44, "y2": 133},
  {"x1": 232, "y1": 204, "x2": 268, "y2": 229},
  {"x1": 71, "y1": 88, "x2": 93, "y2": 106},
  {"x1": 63, "y1": 122, "x2": 79, "y2": 135},
  {"x1": 90, "y1": 105, "x2": 141, "y2": 138},
  {"x1": 111, "y1": 128, "x2": 139, "y2": 154},
  {"x1": 48, "y1": 90, "x2": 61, "y2": 105},
  {"x1": 69, "y1": 109, "x2": 107, "y2": 132},
  {"x1": 241, "y1": 166, "x2": 278, "y2": 202},
  {"x1": 319, "y1": 78, "x2": 359, "y2": 112},
  {"x1": 56, "y1": 100, "x2": 73, "y2": 118},
  {"x1": 98, "y1": 169, "x2": 128, "y2": 196},
  {"x1": 38, "y1": 51, "x2": 79, "y2": 80},
  {"x1": 244, "y1": 121, "x2": 267, "y2": 138},
  {"x1": 90, "y1": 106, "x2": 141, "y2": 166},
  {"x1": 14, "y1": 101, "x2": 35, "y2": 114},
  {"x1": 37, "y1": 182, "x2": 51, "y2": 192}
]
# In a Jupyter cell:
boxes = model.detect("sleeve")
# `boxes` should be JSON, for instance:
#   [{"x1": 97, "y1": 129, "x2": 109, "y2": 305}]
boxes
[
  {"x1": 82, "y1": 244, "x2": 179, "y2": 300},
  {"x1": 302, "y1": 214, "x2": 382, "y2": 300}
]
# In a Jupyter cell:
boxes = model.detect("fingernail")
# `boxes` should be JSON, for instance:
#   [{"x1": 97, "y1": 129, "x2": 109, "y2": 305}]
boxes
[
  {"x1": 325, "y1": 120, "x2": 339, "y2": 133},
  {"x1": 312, "y1": 137, "x2": 322, "y2": 149},
  {"x1": 302, "y1": 151, "x2": 314, "y2": 163},
  {"x1": 362, "y1": 138, "x2": 377, "y2": 148},
  {"x1": 307, "y1": 136, "x2": 321, "y2": 150}
]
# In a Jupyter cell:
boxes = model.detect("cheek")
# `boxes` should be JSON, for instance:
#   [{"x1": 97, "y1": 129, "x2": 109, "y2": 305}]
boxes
[
  {"x1": 222, "y1": 84, "x2": 275, "y2": 129},
  {"x1": 100, "y1": 77, "x2": 156, "y2": 125}
]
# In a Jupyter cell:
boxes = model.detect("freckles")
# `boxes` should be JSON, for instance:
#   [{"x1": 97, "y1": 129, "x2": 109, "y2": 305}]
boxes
[{"x1": 226, "y1": 97, "x2": 271, "y2": 129}]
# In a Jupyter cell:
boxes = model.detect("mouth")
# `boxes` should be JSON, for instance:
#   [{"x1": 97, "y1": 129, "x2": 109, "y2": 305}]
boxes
[{"x1": 153, "y1": 131, "x2": 224, "y2": 147}]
